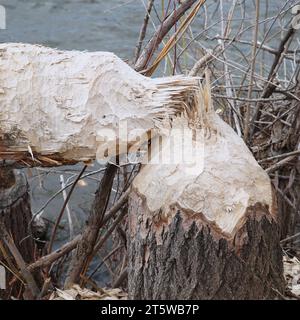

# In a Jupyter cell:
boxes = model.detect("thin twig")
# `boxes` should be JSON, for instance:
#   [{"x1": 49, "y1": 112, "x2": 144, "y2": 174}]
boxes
[
  {"x1": 64, "y1": 163, "x2": 118, "y2": 288},
  {"x1": 259, "y1": 150, "x2": 300, "y2": 163},
  {"x1": 135, "y1": 0, "x2": 200, "y2": 71},
  {"x1": 266, "y1": 155, "x2": 297, "y2": 174},
  {"x1": 60, "y1": 174, "x2": 74, "y2": 240},
  {"x1": 244, "y1": 0, "x2": 260, "y2": 141},
  {"x1": 112, "y1": 268, "x2": 128, "y2": 288},
  {"x1": 134, "y1": 0, "x2": 155, "y2": 63},
  {"x1": 48, "y1": 165, "x2": 87, "y2": 254},
  {"x1": 0, "y1": 222, "x2": 40, "y2": 299}
]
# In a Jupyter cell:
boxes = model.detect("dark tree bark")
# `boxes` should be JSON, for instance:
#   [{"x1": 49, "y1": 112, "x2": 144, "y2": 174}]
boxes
[
  {"x1": 128, "y1": 192, "x2": 285, "y2": 300},
  {"x1": 0, "y1": 167, "x2": 35, "y2": 299}
]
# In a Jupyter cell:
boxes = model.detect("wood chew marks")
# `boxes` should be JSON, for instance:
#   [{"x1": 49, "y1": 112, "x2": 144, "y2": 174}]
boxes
[{"x1": 128, "y1": 82, "x2": 285, "y2": 299}]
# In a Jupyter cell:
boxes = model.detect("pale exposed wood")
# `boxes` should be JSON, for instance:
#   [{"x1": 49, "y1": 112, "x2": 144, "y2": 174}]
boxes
[
  {"x1": 0, "y1": 42, "x2": 286, "y2": 299},
  {"x1": 0, "y1": 43, "x2": 199, "y2": 167},
  {"x1": 128, "y1": 81, "x2": 285, "y2": 299},
  {"x1": 132, "y1": 83, "x2": 274, "y2": 235}
]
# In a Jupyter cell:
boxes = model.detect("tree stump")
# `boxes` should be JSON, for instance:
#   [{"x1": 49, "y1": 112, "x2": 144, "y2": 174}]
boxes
[
  {"x1": 0, "y1": 167, "x2": 35, "y2": 299},
  {"x1": 128, "y1": 195, "x2": 284, "y2": 299},
  {"x1": 127, "y1": 84, "x2": 285, "y2": 300}
]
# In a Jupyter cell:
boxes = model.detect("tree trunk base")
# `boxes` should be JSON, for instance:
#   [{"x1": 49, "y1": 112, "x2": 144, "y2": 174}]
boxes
[
  {"x1": 128, "y1": 193, "x2": 285, "y2": 300},
  {"x1": 0, "y1": 168, "x2": 35, "y2": 299}
]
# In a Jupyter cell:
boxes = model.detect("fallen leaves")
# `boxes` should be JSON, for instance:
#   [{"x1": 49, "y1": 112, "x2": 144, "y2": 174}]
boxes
[
  {"x1": 49, "y1": 284, "x2": 128, "y2": 300},
  {"x1": 284, "y1": 255, "x2": 300, "y2": 298}
]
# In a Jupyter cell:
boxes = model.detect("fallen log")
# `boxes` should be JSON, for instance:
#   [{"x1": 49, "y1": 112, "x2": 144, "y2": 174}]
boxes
[
  {"x1": 0, "y1": 43, "x2": 198, "y2": 166},
  {"x1": 128, "y1": 81, "x2": 285, "y2": 299}
]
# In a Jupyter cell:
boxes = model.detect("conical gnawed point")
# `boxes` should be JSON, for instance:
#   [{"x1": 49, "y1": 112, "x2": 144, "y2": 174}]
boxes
[
  {"x1": 128, "y1": 77, "x2": 285, "y2": 299},
  {"x1": 132, "y1": 78, "x2": 273, "y2": 235}
]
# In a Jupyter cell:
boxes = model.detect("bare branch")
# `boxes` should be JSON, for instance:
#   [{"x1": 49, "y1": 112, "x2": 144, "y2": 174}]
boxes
[
  {"x1": 134, "y1": 0, "x2": 201, "y2": 72},
  {"x1": 134, "y1": 0, "x2": 155, "y2": 63},
  {"x1": 0, "y1": 222, "x2": 40, "y2": 299}
]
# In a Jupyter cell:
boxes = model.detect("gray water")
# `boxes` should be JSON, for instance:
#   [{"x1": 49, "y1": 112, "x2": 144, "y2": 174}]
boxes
[
  {"x1": 0, "y1": 0, "x2": 147, "y2": 59},
  {"x1": 1, "y1": 1, "x2": 289, "y2": 57}
]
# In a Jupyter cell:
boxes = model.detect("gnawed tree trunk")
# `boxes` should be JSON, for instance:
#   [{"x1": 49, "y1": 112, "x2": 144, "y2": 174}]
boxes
[
  {"x1": 128, "y1": 82, "x2": 285, "y2": 299},
  {"x1": 128, "y1": 198, "x2": 284, "y2": 299},
  {"x1": 0, "y1": 167, "x2": 35, "y2": 299},
  {"x1": 0, "y1": 43, "x2": 198, "y2": 167},
  {"x1": 0, "y1": 43, "x2": 286, "y2": 299}
]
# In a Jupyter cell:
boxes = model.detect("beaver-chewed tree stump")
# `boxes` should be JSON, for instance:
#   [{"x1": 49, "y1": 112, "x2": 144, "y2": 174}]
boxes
[
  {"x1": 0, "y1": 167, "x2": 35, "y2": 299},
  {"x1": 127, "y1": 84, "x2": 285, "y2": 300},
  {"x1": 128, "y1": 196, "x2": 284, "y2": 299}
]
